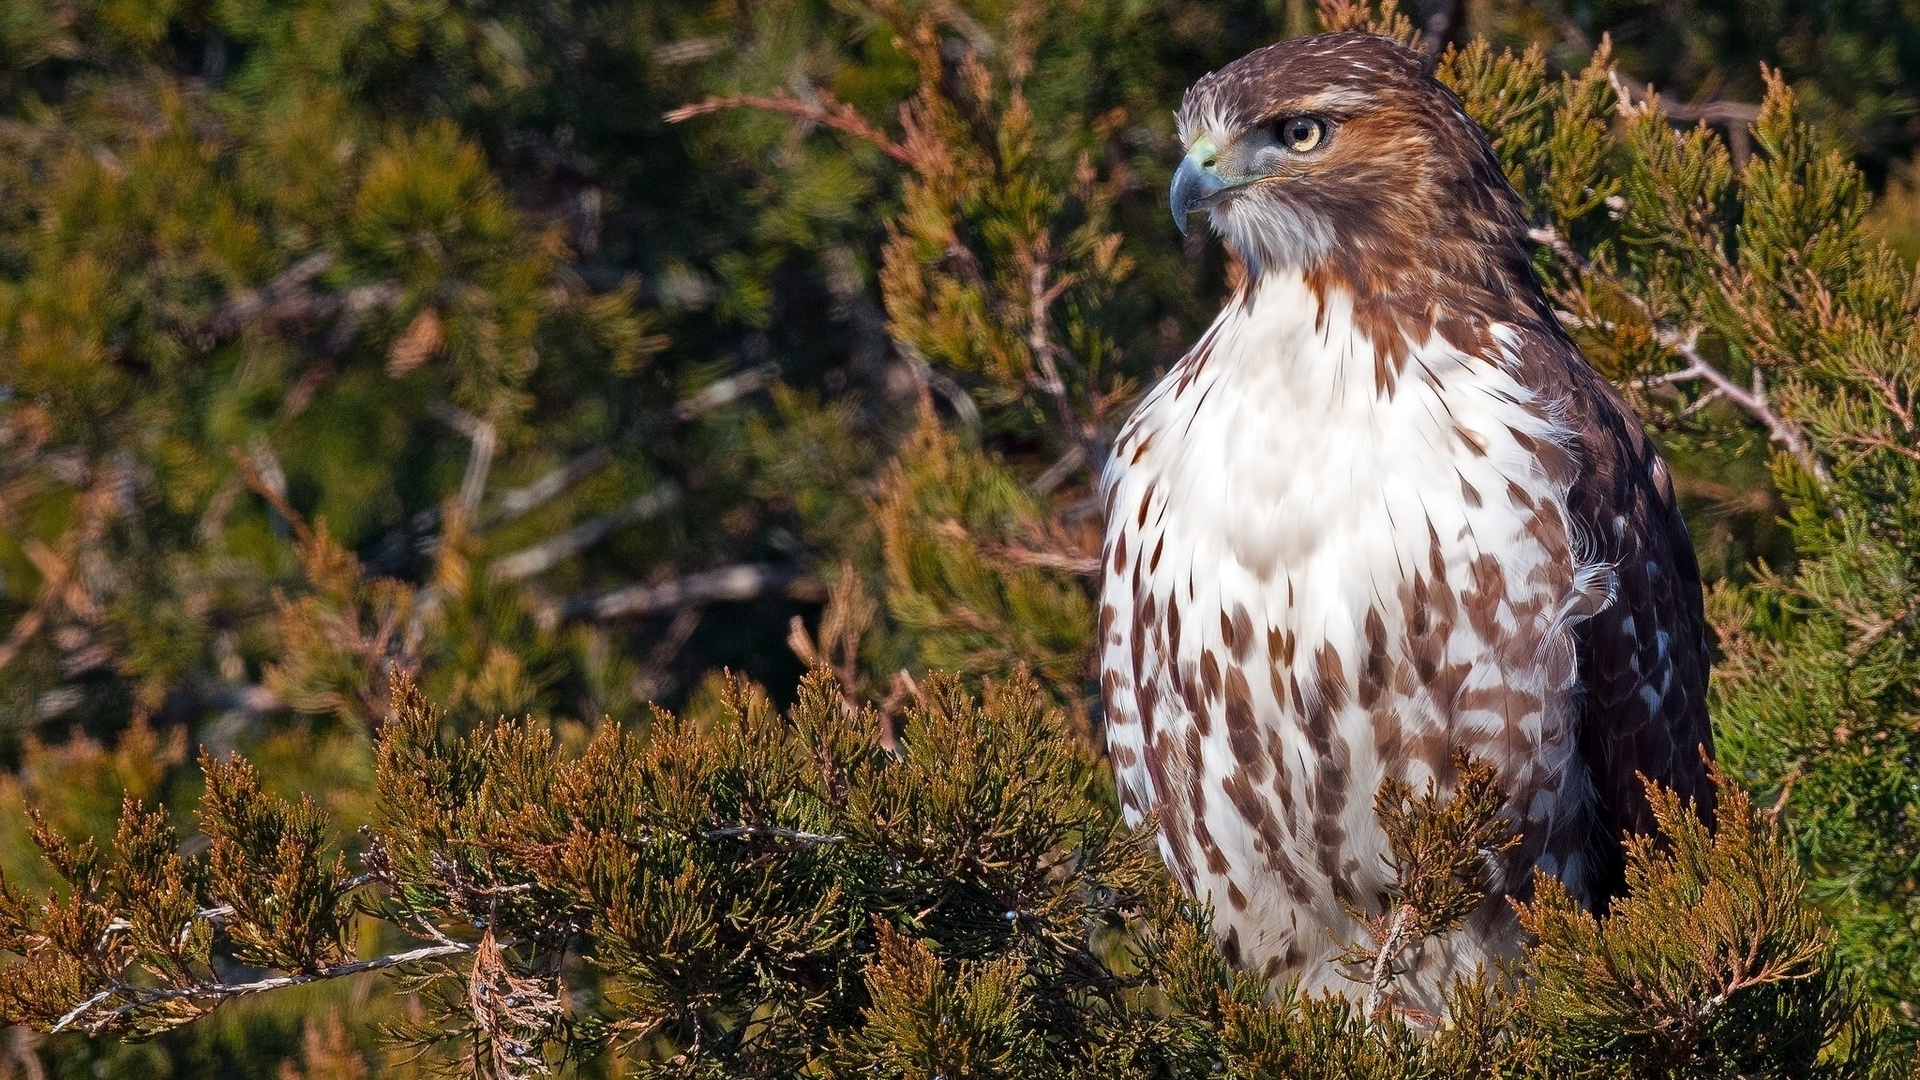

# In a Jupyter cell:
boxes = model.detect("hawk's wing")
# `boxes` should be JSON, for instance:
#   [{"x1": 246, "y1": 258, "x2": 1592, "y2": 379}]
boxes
[{"x1": 1517, "y1": 325, "x2": 1717, "y2": 905}]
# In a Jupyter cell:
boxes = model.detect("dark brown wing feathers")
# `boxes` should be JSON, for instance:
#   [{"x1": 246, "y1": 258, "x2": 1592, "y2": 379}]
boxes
[{"x1": 1516, "y1": 328, "x2": 1717, "y2": 905}]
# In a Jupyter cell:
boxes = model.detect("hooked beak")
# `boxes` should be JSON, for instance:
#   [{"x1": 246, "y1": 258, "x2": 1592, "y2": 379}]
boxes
[{"x1": 1170, "y1": 148, "x2": 1231, "y2": 237}]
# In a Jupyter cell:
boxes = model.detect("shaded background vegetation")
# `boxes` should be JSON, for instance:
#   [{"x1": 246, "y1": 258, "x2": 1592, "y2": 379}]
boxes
[{"x1": 0, "y1": 0, "x2": 1915, "y2": 1074}]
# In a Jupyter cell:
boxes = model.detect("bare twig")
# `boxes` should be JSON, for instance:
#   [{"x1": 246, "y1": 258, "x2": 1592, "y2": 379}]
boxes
[
  {"x1": 1028, "y1": 442, "x2": 1086, "y2": 497},
  {"x1": 322, "y1": 283, "x2": 406, "y2": 357},
  {"x1": 488, "y1": 448, "x2": 613, "y2": 527},
  {"x1": 701, "y1": 825, "x2": 846, "y2": 844},
  {"x1": 665, "y1": 91, "x2": 913, "y2": 164},
  {"x1": 632, "y1": 605, "x2": 703, "y2": 703},
  {"x1": 1632, "y1": 329, "x2": 1831, "y2": 483},
  {"x1": 1609, "y1": 71, "x2": 1760, "y2": 167},
  {"x1": 559, "y1": 564, "x2": 825, "y2": 623},
  {"x1": 228, "y1": 447, "x2": 315, "y2": 547},
  {"x1": 897, "y1": 339, "x2": 982, "y2": 434},
  {"x1": 0, "y1": 466, "x2": 125, "y2": 672},
  {"x1": 49, "y1": 991, "x2": 115, "y2": 1036},
  {"x1": 488, "y1": 484, "x2": 680, "y2": 582},
  {"x1": 202, "y1": 253, "x2": 337, "y2": 340},
  {"x1": 1363, "y1": 904, "x2": 1418, "y2": 1017},
  {"x1": 992, "y1": 544, "x2": 1100, "y2": 577},
  {"x1": 428, "y1": 403, "x2": 501, "y2": 514},
  {"x1": 1026, "y1": 260, "x2": 1108, "y2": 477},
  {"x1": 53, "y1": 939, "x2": 496, "y2": 1035},
  {"x1": 673, "y1": 363, "x2": 778, "y2": 421},
  {"x1": 1420, "y1": 0, "x2": 1460, "y2": 60}
]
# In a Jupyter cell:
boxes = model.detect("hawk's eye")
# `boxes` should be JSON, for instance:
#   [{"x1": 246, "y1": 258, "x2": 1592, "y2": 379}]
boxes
[{"x1": 1276, "y1": 116, "x2": 1327, "y2": 153}]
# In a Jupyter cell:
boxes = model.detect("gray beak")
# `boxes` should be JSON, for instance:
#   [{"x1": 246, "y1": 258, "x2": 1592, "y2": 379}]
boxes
[{"x1": 1170, "y1": 155, "x2": 1229, "y2": 237}]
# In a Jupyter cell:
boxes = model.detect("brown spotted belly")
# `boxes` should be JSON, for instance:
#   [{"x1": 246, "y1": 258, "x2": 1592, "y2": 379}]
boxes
[{"x1": 1100, "y1": 482, "x2": 1599, "y2": 1010}]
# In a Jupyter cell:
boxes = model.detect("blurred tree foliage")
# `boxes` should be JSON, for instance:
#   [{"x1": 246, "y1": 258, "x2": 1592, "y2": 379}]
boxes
[{"x1": 0, "y1": 0, "x2": 1912, "y2": 1073}]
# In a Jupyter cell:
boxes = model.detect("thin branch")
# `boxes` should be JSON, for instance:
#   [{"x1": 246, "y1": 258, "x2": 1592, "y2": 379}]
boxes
[
  {"x1": 49, "y1": 991, "x2": 115, "y2": 1035},
  {"x1": 0, "y1": 467, "x2": 125, "y2": 672},
  {"x1": 1635, "y1": 330, "x2": 1831, "y2": 483},
  {"x1": 992, "y1": 544, "x2": 1100, "y2": 577},
  {"x1": 367, "y1": 364, "x2": 767, "y2": 574},
  {"x1": 228, "y1": 447, "x2": 315, "y2": 548},
  {"x1": 487, "y1": 484, "x2": 680, "y2": 582},
  {"x1": 487, "y1": 448, "x2": 613, "y2": 527},
  {"x1": 1028, "y1": 444, "x2": 1086, "y2": 497},
  {"x1": 1679, "y1": 386, "x2": 1727, "y2": 418},
  {"x1": 1026, "y1": 261, "x2": 1108, "y2": 478},
  {"x1": 422, "y1": 404, "x2": 504, "y2": 537},
  {"x1": 54, "y1": 939, "x2": 497, "y2": 1034},
  {"x1": 202, "y1": 253, "x2": 337, "y2": 340},
  {"x1": 1420, "y1": 0, "x2": 1460, "y2": 60},
  {"x1": 0, "y1": 548, "x2": 73, "y2": 674},
  {"x1": 673, "y1": 363, "x2": 777, "y2": 421},
  {"x1": 665, "y1": 91, "x2": 914, "y2": 165},
  {"x1": 1528, "y1": 226, "x2": 1831, "y2": 484},
  {"x1": 701, "y1": 825, "x2": 845, "y2": 844},
  {"x1": 559, "y1": 564, "x2": 825, "y2": 623},
  {"x1": 897, "y1": 339, "x2": 983, "y2": 434},
  {"x1": 1364, "y1": 904, "x2": 1418, "y2": 1017},
  {"x1": 1609, "y1": 71, "x2": 1760, "y2": 167},
  {"x1": 632, "y1": 605, "x2": 703, "y2": 704}
]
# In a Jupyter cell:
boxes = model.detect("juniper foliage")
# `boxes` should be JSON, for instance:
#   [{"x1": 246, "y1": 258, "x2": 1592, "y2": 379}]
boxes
[{"x1": 0, "y1": 672, "x2": 1903, "y2": 1077}]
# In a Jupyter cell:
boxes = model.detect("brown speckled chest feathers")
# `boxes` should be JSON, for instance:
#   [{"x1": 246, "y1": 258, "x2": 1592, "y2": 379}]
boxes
[{"x1": 1100, "y1": 32, "x2": 1714, "y2": 1010}]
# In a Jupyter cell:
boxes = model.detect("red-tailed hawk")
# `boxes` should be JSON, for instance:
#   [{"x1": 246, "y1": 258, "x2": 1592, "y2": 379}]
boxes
[{"x1": 1098, "y1": 32, "x2": 1715, "y2": 1009}]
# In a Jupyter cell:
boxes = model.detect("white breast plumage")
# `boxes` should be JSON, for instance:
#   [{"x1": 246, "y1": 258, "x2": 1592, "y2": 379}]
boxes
[{"x1": 1097, "y1": 270, "x2": 1609, "y2": 1008}]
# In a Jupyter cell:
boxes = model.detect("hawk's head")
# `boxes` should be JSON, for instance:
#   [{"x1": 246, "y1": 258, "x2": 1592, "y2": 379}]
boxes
[{"x1": 1172, "y1": 32, "x2": 1528, "y2": 282}]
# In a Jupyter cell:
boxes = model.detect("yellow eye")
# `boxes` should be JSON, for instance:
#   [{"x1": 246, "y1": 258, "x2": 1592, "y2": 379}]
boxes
[{"x1": 1278, "y1": 116, "x2": 1326, "y2": 153}]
